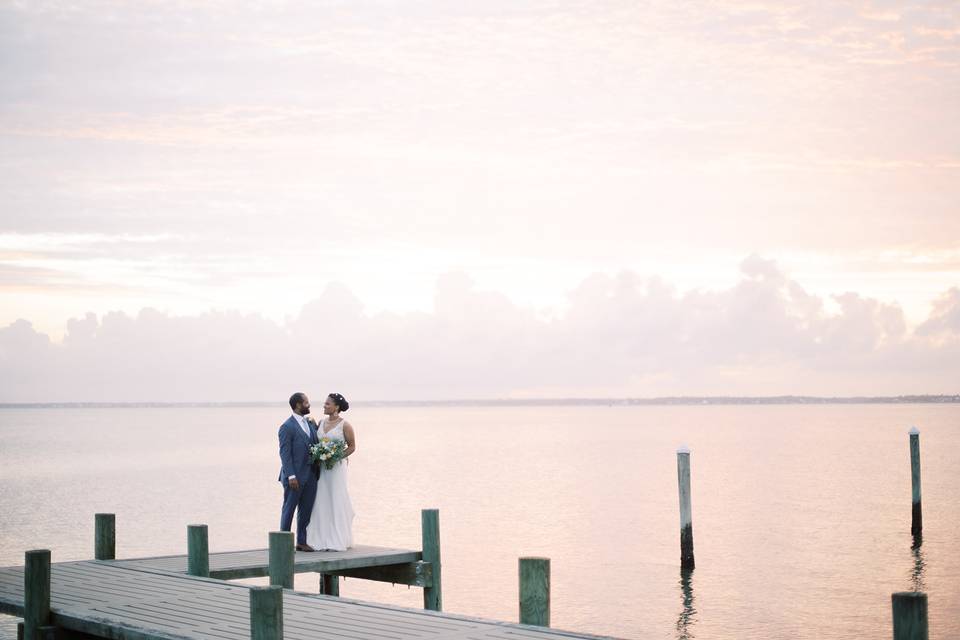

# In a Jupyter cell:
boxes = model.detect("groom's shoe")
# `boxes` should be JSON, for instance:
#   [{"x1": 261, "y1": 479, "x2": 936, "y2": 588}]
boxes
[{"x1": 296, "y1": 543, "x2": 316, "y2": 552}]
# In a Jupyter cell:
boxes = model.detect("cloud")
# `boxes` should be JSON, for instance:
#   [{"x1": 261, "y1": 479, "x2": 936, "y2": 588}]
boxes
[
  {"x1": 2, "y1": 0, "x2": 958, "y2": 255},
  {"x1": 916, "y1": 287, "x2": 960, "y2": 337},
  {"x1": 1, "y1": 258, "x2": 957, "y2": 402},
  {"x1": 0, "y1": 263, "x2": 68, "y2": 289}
]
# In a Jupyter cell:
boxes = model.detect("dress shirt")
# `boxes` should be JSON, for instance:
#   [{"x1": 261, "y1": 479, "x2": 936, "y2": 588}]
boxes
[{"x1": 288, "y1": 413, "x2": 312, "y2": 480}]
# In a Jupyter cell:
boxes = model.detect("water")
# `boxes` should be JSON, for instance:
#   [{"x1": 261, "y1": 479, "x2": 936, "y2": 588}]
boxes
[{"x1": 0, "y1": 404, "x2": 958, "y2": 639}]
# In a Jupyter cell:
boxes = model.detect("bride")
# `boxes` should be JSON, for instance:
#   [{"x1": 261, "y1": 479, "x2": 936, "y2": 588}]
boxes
[{"x1": 305, "y1": 392, "x2": 356, "y2": 551}]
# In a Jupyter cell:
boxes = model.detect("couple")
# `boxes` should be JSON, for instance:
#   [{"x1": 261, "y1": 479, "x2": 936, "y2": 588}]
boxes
[{"x1": 278, "y1": 392, "x2": 356, "y2": 552}]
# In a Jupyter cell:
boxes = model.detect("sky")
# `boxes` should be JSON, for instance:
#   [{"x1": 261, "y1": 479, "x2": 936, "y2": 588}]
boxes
[{"x1": 1, "y1": 0, "x2": 958, "y2": 401}]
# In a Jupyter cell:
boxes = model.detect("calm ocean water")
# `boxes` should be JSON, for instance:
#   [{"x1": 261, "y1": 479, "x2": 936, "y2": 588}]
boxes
[{"x1": 0, "y1": 404, "x2": 958, "y2": 639}]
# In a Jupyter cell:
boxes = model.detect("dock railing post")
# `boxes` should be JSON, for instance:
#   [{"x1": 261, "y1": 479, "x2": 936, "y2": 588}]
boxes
[
  {"x1": 24, "y1": 550, "x2": 51, "y2": 640},
  {"x1": 892, "y1": 591, "x2": 928, "y2": 640},
  {"x1": 95, "y1": 513, "x2": 115, "y2": 561},
  {"x1": 250, "y1": 585, "x2": 283, "y2": 640},
  {"x1": 909, "y1": 427, "x2": 922, "y2": 536},
  {"x1": 269, "y1": 531, "x2": 294, "y2": 589},
  {"x1": 519, "y1": 557, "x2": 550, "y2": 627},
  {"x1": 677, "y1": 446, "x2": 695, "y2": 570},
  {"x1": 421, "y1": 508, "x2": 442, "y2": 611},
  {"x1": 187, "y1": 524, "x2": 210, "y2": 577}
]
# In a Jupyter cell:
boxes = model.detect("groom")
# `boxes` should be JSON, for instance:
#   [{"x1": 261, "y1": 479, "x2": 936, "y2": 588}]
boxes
[{"x1": 278, "y1": 392, "x2": 320, "y2": 552}]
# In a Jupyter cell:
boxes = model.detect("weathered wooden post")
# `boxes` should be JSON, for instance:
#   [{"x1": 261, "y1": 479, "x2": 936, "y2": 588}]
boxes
[
  {"x1": 24, "y1": 550, "x2": 51, "y2": 640},
  {"x1": 677, "y1": 446, "x2": 695, "y2": 570},
  {"x1": 249, "y1": 585, "x2": 283, "y2": 640},
  {"x1": 268, "y1": 531, "x2": 294, "y2": 589},
  {"x1": 20, "y1": 615, "x2": 58, "y2": 640},
  {"x1": 187, "y1": 524, "x2": 210, "y2": 577},
  {"x1": 518, "y1": 557, "x2": 550, "y2": 627},
  {"x1": 320, "y1": 574, "x2": 339, "y2": 596},
  {"x1": 892, "y1": 591, "x2": 928, "y2": 640},
  {"x1": 421, "y1": 508, "x2": 442, "y2": 611},
  {"x1": 94, "y1": 513, "x2": 115, "y2": 560},
  {"x1": 909, "y1": 427, "x2": 922, "y2": 536}
]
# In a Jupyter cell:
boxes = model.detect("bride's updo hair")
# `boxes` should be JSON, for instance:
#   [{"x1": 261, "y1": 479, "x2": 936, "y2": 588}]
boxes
[{"x1": 328, "y1": 393, "x2": 349, "y2": 412}]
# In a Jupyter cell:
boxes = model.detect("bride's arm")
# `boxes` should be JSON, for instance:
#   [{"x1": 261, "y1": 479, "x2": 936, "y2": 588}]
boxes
[{"x1": 342, "y1": 422, "x2": 356, "y2": 458}]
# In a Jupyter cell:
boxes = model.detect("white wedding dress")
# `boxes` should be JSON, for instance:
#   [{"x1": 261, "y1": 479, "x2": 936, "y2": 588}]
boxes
[{"x1": 305, "y1": 418, "x2": 355, "y2": 551}]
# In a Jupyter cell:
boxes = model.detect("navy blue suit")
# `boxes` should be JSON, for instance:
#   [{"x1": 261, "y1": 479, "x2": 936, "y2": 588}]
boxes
[{"x1": 278, "y1": 415, "x2": 320, "y2": 545}]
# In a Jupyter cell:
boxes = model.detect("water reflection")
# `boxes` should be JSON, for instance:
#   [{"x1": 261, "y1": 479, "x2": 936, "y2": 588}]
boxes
[
  {"x1": 676, "y1": 567, "x2": 697, "y2": 640},
  {"x1": 910, "y1": 533, "x2": 926, "y2": 592}
]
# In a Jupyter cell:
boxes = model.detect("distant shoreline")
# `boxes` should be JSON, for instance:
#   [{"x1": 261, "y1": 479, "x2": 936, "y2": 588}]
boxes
[{"x1": 1, "y1": 395, "x2": 959, "y2": 408}]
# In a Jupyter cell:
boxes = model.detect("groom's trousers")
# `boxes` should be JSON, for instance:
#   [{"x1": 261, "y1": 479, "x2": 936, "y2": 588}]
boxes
[{"x1": 280, "y1": 475, "x2": 318, "y2": 545}]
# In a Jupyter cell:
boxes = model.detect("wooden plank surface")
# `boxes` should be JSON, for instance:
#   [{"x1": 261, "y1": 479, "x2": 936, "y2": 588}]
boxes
[
  {"x1": 113, "y1": 545, "x2": 423, "y2": 580},
  {"x1": 0, "y1": 562, "x2": 616, "y2": 640}
]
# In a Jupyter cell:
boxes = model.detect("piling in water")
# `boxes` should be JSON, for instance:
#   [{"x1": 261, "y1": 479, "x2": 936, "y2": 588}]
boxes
[
  {"x1": 268, "y1": 531, "x2": 294, "y2": 589},
  {"x1": 421, "y1": 509, "x2": 442, "y2": 611},
  {"x1": 94, "y1": 513, "x2": 115, "y2": 561},
  {"x1": 187, "y1": 524, "x2": 210, "y2": 577},
  {"x1": 892, "y1": 591, "x2": 928, "y2": 640},
  {"x1": 320, "y1": 574, "x2": 339, "y2": 596},
  {"x1": 518, "y1": 557, "x2": 550, "y2": 627},
  {"x1": 909, "y1": 427, "x2": 922, "y2": 536},
  {"x1": 24, "y1": 550, "x2": 50, "y2": 640},
  {"x1": 677, "y1": 447, "x2": 695, "y2": 570},
  {"x1": 250, "y1": 585, "x2": 283, "y2": 640}
]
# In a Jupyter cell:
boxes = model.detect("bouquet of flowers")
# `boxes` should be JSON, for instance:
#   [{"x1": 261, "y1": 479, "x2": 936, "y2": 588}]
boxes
[{"x1": 309, "y1": 437, "x2": 347, "y2": 470}]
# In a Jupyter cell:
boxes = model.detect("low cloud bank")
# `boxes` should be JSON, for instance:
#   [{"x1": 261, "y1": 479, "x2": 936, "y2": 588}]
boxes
[{"x1": 2, "y1": 257, "x2": 958, "y2": 401}]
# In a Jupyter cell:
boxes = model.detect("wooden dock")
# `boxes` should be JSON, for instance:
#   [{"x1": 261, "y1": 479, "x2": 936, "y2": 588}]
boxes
[
  {"x1": 0, "y1": 559, "x2": 612, "y2": 640},
  {"x1": 3, "y1": 510, "x2": 618, "y2": 640}
]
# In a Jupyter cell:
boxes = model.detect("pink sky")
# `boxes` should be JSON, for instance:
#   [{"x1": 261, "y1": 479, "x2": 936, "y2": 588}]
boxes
[{"x1": 1, "y1": 1, "x2": 958, "y2": 399}]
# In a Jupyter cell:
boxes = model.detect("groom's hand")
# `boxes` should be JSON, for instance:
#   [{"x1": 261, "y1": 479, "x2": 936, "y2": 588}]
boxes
[{"x1": 289, "y1": 477, "x2": 301, "y2": 491}]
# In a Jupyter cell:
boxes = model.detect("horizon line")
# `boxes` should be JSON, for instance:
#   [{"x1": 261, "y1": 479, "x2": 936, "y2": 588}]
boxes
[{"x1": 1, "y1": 394, "x2": 959, "y2": 408}]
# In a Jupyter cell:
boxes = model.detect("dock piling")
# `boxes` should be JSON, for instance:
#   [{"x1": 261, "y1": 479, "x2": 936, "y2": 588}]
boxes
[
  {"x1": 892, "y1": 591, "x2": 928, "y2": 640},
  {"x1": 249, "y1": 585, "x2": 283, "y2": 640},
  {"x1": 187, "y1": 524, "x2": 210, "y2": 577},
  {"x1": 421, "y1": 508, "x2": 442, "y2": 611},
  {"x1": 20, "y1": 625, "x2": 52, "y2": 640},
  {"x1": 24, "y1": 550, "x2": 51, "y2": 640},
  {"x1": 94, "y1": 513, "x2": 115, "y2": 561},
  {"x1": 909, "y1": 428, "x2": 922, "y2": 536},
  {"x1": 519, "y1": 557, "x2": 550, "y2": 627},
  {"x1": 320, "y1": 574, "x2": 339, "y2": 596},
  {"x1": 677, "y1": 446, "x2": 695, "y2": 570},
  {"x1": 268, "y1": 531, "x2": 294, "y2": 589}
]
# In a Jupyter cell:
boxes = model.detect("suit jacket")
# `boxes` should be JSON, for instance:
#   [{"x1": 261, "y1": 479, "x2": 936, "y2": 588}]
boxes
[{"x1": 278, "y1": 415, "x2": 319, "y2": 486}]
